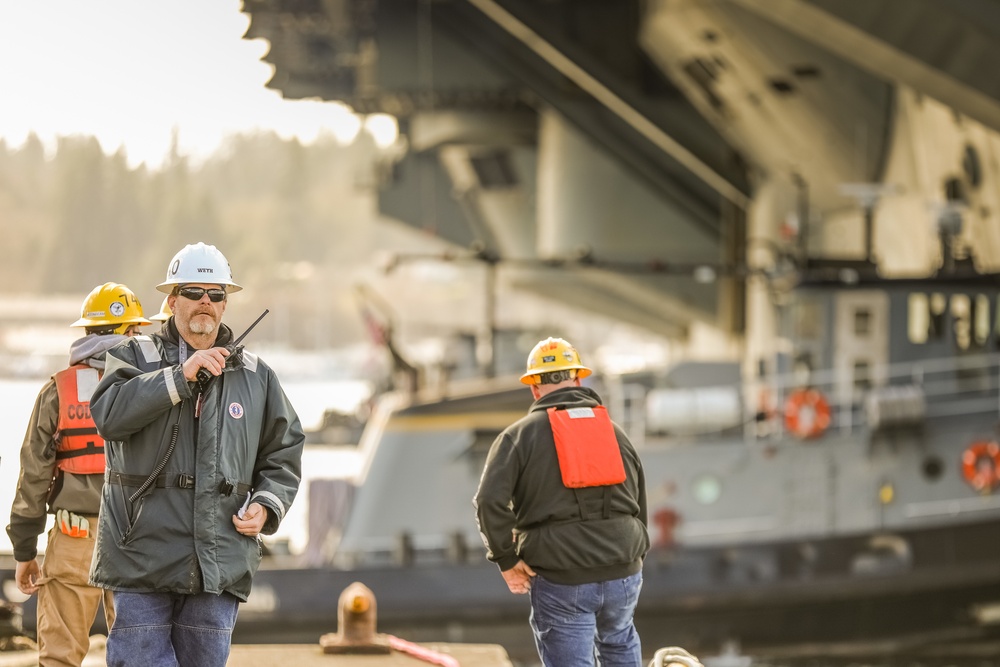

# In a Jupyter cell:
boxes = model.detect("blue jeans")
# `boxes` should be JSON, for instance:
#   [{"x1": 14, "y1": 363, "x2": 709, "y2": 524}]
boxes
[
  {"x1": 529, "y1": 572, "x2": 643, "y2": 666},
  {"x1": 106, "y1": 591, "x2": 240, "y2": 667}
]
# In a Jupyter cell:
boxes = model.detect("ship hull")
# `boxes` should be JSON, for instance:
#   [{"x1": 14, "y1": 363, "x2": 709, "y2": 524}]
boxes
[{"x1": 230, "y1": 513, "x2": 1000, "y2": 662}]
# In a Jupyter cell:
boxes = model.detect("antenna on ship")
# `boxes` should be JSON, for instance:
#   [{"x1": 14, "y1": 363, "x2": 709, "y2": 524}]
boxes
[{"x1": 837, "y1": 182, "x2": 903, "y2": 265}]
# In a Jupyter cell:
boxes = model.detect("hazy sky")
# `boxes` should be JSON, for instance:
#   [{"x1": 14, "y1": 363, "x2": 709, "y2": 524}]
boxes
[{"x1": 0, "y1": 0, "x2": 367, "y2": 166}]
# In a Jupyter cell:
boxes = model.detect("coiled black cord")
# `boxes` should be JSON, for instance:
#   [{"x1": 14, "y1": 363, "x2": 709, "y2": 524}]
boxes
[{"x1": 129, "y1": 417, "x2": 181, "y2": 504}]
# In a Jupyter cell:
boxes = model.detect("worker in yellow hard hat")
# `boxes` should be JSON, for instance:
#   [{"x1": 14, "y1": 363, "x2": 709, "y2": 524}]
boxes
[
  {"x1": 7, "y1": 282, "x2": 150, "y2": 665},
  {"x1": 518, "y1": 336, "x2": 594, "y2": 386},
  {"x1": 149, "y1": 296, "x2": 172, "y2": 329},
  {"x1": 474, "y1": 337, "x2": 648, "y2": 666}
]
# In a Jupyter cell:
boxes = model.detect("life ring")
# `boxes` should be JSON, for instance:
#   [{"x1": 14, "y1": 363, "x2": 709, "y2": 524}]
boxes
[
  {"x1": 961, "y1": 441, "x2": 1000, "y2": 492},
  {"x1": 783, "y1": 388, "x2": 831, "y2": 439}
]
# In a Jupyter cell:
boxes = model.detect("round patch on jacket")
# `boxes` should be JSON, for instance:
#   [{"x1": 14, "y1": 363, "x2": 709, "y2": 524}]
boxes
[{"x1": 228, "y1": 402, "x2": 244, "y2": 419}]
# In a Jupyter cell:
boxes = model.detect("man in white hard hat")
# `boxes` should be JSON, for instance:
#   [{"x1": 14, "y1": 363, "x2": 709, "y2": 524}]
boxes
[
  {"x1": 474, "y1": 337, "x2": 648, "y2": 666},
  {"x1": 7, "y1": 282, "x2": 150, "y2": 666},
  {"x1": 89, "y1": 243, "x2": 305, "y2": 667}
]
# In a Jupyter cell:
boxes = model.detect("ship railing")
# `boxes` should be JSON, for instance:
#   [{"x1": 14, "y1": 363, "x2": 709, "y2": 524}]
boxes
[
  {"x1": 616, "y1": 351, "x2": 1000, "y2": 443},
  {"x1": 333, "y1": 530, "x2": 486, "y2": 569},
  {"x1": 763, "y1": 350, "x2": 1000, "y2": 439}
]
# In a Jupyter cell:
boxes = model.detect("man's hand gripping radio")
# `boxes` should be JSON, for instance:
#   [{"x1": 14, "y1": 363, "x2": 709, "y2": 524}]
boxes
[{"x1": 195, "y1": 309, "x2": 269, "y2": 385}]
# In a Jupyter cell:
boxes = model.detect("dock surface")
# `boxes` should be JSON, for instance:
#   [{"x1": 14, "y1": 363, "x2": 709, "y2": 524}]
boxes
[
  {"x1": 229, "y1": 643, "x2": 513, "y2": 666},
  {"x1": 0, "y1": 639, "x2": 513, "y2": 667}
]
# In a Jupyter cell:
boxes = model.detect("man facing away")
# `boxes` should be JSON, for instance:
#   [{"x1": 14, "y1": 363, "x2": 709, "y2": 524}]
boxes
[
  {"x1": 474, "y1": 337, "x2": 649, "y2": 666},
  {"x1": 89, "y1": 242, "x2": 305, "y2": 667},
  {"x1": 7, "y1": 282, "x2": 151, "y2": 666}
]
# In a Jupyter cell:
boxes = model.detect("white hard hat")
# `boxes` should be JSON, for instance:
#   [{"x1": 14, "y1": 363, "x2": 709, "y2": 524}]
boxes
[{"x1": 156, "y1": 242, "x2": 242, "y2": 294}]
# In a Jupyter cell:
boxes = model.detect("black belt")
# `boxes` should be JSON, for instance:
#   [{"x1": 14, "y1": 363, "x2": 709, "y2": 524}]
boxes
[
  {"x1": 56, "y1": 442, "x2": 104, "y2": 460},
  {"x1": 105, "y1": 470, "x2": 196, "y2": 490},
  {"x1": 217, "y1": 479, "x2": 252, "y2": 496},
  {"x1": 105, "y1": 470, "x2": 251, "y2": 495}
]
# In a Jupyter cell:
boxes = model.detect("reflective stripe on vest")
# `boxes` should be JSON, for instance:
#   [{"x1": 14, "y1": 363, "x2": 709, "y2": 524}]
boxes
[
  {"x1": 134, "y1": 335, "x2": 162, "y2": 366},
  {"x1": 547, "y1": 406, "x2": 626, "y2": 488},
  {"x1": 53, "y1": 365, "x2": 105, "y2": 475}
]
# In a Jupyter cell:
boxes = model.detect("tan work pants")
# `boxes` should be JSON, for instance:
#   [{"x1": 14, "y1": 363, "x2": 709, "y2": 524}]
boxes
[{"x1": 36, "y1": 521, "x2": 115, "y2": 667}]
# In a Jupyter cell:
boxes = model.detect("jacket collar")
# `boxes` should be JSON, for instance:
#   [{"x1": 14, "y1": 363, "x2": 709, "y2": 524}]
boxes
[{"x1": 529, "y1": 385, "x2": 603, "y2": 413}]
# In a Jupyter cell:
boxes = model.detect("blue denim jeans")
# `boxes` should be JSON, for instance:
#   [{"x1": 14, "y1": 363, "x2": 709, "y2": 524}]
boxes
[
  {"x1": 529, "y1": 572, "x2": 643, "y2": 666},
  {"x1": 106, "y1": 591, "x2": 240, "y2": 667}
]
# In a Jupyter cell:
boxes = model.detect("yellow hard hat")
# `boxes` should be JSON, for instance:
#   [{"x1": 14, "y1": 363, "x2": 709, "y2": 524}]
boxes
[
  {"x1": 70, "y1": 282, "x2": 151, "y2": 334},
  {"x1": 520, "y1": 337, "x2": 592, "y2": 385},
  {"x1": 149, "y1": 296, "x2": 172, "y2": 322}
]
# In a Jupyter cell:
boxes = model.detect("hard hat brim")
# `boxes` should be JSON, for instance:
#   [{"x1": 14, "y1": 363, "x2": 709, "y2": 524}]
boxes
[
  {"x1": 520, "y1": 366, "x2": 592, "y2": 385},
  {"x1": 70, "y1": 316, "x2": 152, "y2": 328},
  {"x1": 156, "y1": 281, "x2": 243, "y2": 294}
]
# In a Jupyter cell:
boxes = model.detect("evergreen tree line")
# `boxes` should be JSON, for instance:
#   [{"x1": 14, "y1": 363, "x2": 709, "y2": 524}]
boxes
[{"x1": 0, "y1": 131, "x2": 390, "y2": 348}]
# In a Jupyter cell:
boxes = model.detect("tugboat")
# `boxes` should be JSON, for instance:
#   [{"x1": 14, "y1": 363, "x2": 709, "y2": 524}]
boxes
[{"x1": 228, "y1": 250, "x2": 1000, "y2": 663}]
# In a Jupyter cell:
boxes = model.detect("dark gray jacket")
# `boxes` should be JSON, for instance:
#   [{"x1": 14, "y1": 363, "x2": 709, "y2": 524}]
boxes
[
  {"x1": 89, "y1": 321, "x2": 304, "y2": 599},
  {"x1": 474, "y1": 385, "x2": 648, "y2": 585}
]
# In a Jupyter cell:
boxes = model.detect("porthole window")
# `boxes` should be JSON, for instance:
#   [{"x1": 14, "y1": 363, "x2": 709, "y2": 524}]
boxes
[
  {"x1": 922, "y1": 456, "x2": 944, "y2": 481},
  {"x1": 692, "y1": 475, "x2": 722, "y2": 505}
]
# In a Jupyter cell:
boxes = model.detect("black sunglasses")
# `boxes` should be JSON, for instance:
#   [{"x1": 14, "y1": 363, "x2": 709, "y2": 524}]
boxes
[{"x1": 177, "y1": 286, "x2": 227, "y2": 303}]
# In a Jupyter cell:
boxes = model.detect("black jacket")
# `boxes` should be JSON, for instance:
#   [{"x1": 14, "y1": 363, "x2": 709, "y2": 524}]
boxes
[{"x1": 474, "y1": 385, "x2": 648, "y2": 585}]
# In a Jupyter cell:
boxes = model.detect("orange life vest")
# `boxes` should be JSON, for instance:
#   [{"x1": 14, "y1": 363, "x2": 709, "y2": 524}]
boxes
[
  {"x1": 547, "y1": 406, "x2": 626, "y2": 488},
  {"x1": 53, "y1": 365, "x2": 105, "y2": 475},
  {"x1": 961, "y1": 440, "x2": 1000, "y2": 493}
]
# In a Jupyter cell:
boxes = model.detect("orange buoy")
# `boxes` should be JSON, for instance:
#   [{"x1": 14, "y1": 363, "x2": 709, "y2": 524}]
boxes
[
  {"x1": 784, "y1": 388, "x2": 831, "y2": 439},
  {"x1": 961, "y1": 441, "x2": 1000, "y2": 493}
]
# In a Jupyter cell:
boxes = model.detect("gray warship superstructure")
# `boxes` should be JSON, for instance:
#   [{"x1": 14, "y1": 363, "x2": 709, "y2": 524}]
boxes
[{"x1": 183, "y1": 0, "x2": 1000, "y2": 661}]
